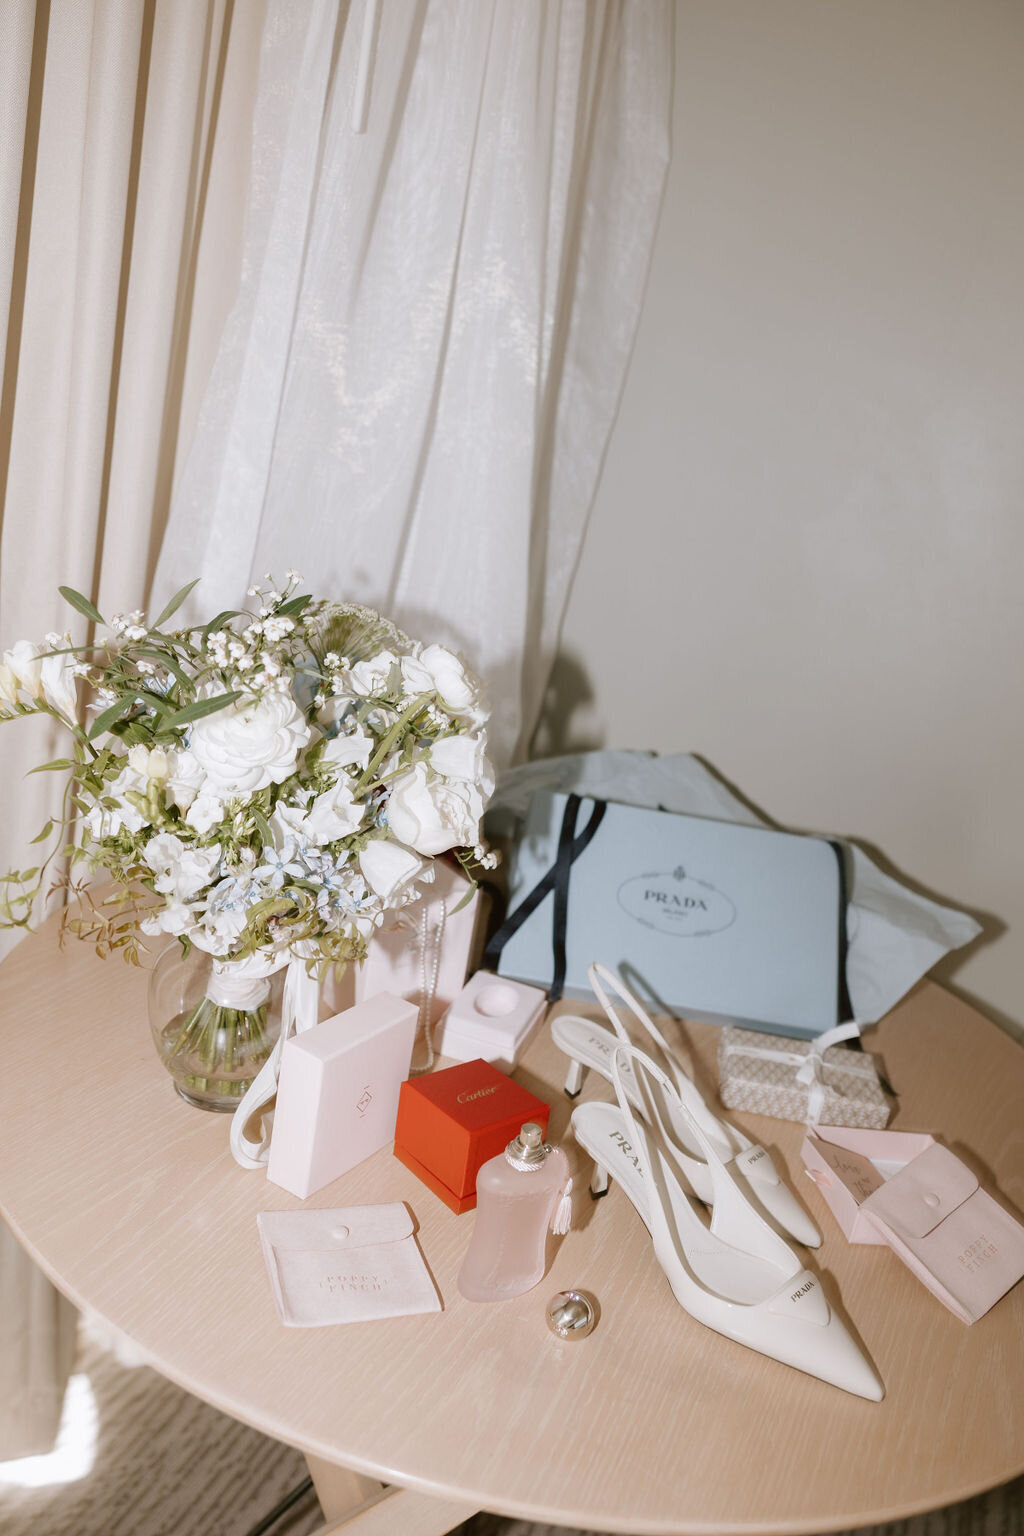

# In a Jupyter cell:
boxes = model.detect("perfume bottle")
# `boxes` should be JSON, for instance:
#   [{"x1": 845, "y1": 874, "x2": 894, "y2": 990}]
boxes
[{"x1": 457, "y1": 1122, "x2": 572, "y2": 1302}]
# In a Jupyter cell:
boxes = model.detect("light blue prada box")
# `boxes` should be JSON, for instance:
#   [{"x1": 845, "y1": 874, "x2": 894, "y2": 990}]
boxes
[{"x1": 494, "y1": 793, "x2": 844, "y2": 1039}]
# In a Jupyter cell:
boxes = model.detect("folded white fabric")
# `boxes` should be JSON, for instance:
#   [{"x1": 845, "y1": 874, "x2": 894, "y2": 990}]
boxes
[
  {"x1": 258, "y1": 1204, "x2": 441, "y2": 1327},
  {"x1": 489, "y1": 750, "x2": 981, "y2": 1026}
]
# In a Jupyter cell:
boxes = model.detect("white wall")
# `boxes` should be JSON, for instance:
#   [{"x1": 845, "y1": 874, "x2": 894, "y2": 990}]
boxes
[{"x1": 544, "y1": 0, "x2": 1024, "y2": 1035}]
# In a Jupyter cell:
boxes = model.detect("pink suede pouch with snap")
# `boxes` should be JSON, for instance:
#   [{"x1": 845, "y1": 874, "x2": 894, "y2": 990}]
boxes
[{"x1": 802, "y1": 1128, "x2": 1024, "y2": 1323}]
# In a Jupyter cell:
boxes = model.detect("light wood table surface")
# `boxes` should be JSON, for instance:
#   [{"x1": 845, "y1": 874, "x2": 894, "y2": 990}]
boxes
[{"x1": 0, "y1": 920, "x2": 1022, "y2": 1535}]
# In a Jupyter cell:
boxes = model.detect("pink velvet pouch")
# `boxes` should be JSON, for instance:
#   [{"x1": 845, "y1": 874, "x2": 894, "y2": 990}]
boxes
[{"x1": 802, "y1": 1128, "x2": 1024, "y2": 1323}]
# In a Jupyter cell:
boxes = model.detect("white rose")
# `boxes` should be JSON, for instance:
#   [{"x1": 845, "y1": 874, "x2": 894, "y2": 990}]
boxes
[
  {"x1": 418, "y1": 645, "x2": 479, "y2": 713},
  {"x1": 187, "y1": 692, "x2": 310, "y2": 795},
  {"x1": 304, "y1": 781, "x2": 367, "y2": 845},
  {"x1": 320, "y1": 729, "x2": 373, "y2": 771},
  {"x1": 429, "y1": 733, "x2": 494, "y2": 796},
  {"x1": 386, "y1": 761, "x2": 483, "y2": 856},
  {"x1": 346, "y1": 651, "x2": 399, "y2": 699},
  {"x1": 358, "y1": 839, "x2": 425, "y2": 903}
]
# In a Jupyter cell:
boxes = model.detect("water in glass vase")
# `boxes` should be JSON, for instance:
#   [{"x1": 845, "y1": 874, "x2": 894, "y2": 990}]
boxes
[{"x1": 149, "y1": 946, "x2": 281, "y2": 1112}]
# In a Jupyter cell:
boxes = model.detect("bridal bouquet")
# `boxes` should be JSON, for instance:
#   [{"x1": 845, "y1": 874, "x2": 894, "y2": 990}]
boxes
[
  {"x1": 0, "y1": 573, "x2": 494, "y2": 961},
  {"x1": 0, "y1": 574, "x2": 495, "y2": 1111}
]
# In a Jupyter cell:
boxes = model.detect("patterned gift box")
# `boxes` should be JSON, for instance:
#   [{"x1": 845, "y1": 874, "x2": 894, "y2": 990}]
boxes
[{"x1": 718, "y1": 1025, "x2": 891, "y2": 1128}]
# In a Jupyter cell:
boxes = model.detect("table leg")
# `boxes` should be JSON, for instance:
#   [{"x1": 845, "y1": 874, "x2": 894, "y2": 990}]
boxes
[{"x1": 305, "y1": 1453, "x2": 480, "y2": 1536}]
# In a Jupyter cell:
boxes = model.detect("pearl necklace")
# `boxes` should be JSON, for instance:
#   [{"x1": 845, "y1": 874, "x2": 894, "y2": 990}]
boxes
[{"x1": 412, "y1": 898, "x2": 446, "y2": 1074}]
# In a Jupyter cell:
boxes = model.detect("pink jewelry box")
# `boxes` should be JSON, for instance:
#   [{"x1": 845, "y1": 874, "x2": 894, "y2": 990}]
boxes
[
  {"x1": 802, "y1": 1126, "x2": 1024, "y2": 1323},
  {"x1": 268, "y1": 993, "x2": 418, "y2": 1200},
  {"x1": 435, "y1": 972, "x2": 547, "y2": 1071}
]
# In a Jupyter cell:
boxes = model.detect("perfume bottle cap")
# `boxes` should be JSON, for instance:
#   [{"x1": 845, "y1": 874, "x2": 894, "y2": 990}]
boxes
[{"x1": 506, "y1": 1121, "x2": 549, "y2": 1169}]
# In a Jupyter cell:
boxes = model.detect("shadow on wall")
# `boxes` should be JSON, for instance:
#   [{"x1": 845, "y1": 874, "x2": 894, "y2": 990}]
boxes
[
  {"x1": 529, "y1": 649, "x2": 604, "y2": 760},
  {"x1": 695, "y1": 756, "x2": 1018, "y2": 1042},
  {"x1": 525, "y1": 693, "x2": 1019, "y2": 1041}
]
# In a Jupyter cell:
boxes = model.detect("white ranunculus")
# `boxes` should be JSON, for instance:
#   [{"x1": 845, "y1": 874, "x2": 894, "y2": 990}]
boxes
[
  {"x1": 429, "y1": 733, "x2": 494, "y2": 795},
  {"x1": 320, "y1": 728, "x2": 373, "y2": 771},
  {"x1": 358, "y1": 839, "x2": 425, "y2": 903},
  {"x1": 346, "y1": 651, "x2": 399, "y2": 699},
  {"x1": 187, "y1": 691, "x2": 310, "y2": 795},
  {"x1": 304, "y1": 781, "x2": 366, "y2": 845},
  {"x1": 143, "y1": 832, "x2": 221, "y2": 901},
  {"x1": 386, "y1": 761, "x2": 483, "y2": 855},
  {"x1": 417, "y1": 644, "x2": 479, "y2": 713}
]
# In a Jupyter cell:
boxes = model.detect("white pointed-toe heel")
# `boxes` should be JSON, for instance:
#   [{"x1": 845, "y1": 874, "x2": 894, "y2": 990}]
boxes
[
  {"x1": 572, "y1": 1043, "x2": 883, "y2": 1402},
  {"x1": 549, "y1": 962, "x2": 821, "y2": 1249}
]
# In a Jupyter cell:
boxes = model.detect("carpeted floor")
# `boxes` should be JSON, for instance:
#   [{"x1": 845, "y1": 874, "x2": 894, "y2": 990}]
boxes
[{"x1": 1, "y1": 1317, "x2": 1020, "y2": 1536}]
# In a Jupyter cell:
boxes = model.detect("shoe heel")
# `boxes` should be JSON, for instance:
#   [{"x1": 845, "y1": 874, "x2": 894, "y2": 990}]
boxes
[
  {"x1": 564, "y1": 1058, "x2": 587, "y2": 1100},
  {"x1": 590, "y1": 1163, "x2": 610, "y2": 1200}
]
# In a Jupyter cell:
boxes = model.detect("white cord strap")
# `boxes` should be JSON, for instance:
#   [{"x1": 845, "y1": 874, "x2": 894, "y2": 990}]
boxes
[{"x1": 229, "y1": 949, "x2": 321, "y2": 1170}]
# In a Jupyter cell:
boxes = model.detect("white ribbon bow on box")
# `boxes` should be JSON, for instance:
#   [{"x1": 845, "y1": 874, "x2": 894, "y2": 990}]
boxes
[{"x1": 722, "y1": 1022, "x2": 871, "y2": 1125}]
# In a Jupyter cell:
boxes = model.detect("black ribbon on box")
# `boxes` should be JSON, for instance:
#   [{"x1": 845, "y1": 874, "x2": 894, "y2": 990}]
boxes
[{"x1": 483, "y1": 793, "x2": 607, "y2": 1001}]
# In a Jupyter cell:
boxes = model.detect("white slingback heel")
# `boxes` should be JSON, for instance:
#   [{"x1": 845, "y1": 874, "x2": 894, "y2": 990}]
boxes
[
  {"x1": 550, "y1": 961, "x2": 821, "y2": 1249},
  {"x1": 572, "y1": 1042, "x2": 883, "y2": 1401}
]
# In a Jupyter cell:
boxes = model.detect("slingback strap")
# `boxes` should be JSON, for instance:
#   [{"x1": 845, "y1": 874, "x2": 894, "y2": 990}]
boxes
[
  {"x1": 590, "y1": 963, "x2": 728, "y2": 1150},
  {"x1": 609, "y1": 1042, "x2": 796, "y2": 1270}
]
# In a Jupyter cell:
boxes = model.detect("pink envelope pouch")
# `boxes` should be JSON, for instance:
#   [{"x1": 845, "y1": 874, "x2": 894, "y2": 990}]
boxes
[{"x1": 802, "y1": 1129, "x2": 1024, "y2": 1323}]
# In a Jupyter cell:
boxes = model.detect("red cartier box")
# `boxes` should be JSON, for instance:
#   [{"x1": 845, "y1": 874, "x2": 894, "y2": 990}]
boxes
[{"x1": 394, "y1": 1058, "x2": 550, "y2": 1214}]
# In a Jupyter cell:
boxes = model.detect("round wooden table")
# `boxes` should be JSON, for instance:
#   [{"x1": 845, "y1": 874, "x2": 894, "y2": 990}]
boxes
[{"x1": 1, "y1": 920, "x2": 1022, "y2": 1535}]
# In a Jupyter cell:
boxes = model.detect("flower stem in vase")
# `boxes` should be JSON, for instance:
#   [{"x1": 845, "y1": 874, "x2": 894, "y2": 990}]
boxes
[{"x1": 153, "y1": 959, "x2": 275, "y2": 1112}]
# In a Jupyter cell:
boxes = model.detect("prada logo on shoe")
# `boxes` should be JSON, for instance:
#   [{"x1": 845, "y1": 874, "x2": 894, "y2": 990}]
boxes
[
  {"x1": 355, "y1": 1085, "x2": 373, "y2": 1117},
  {"x1": 733, "y1": 1144, "x2": 780, "y2": 1187},
  {"x1": 767, "y1": 1273, "x2": 831, "y2": 1326},
  {"x1": 608, "y1": 1128, "x2": 644, "y2": 1175}
]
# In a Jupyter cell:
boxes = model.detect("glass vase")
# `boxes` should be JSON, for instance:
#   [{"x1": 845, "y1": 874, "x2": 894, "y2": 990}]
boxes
[{"x1": 148, "y1": 945, "x2": 282, "y2": 1112}]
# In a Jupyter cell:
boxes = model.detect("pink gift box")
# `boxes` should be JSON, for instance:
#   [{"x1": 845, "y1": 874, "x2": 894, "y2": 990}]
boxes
[
  {"x1": 802, "y1": 1126, "x2": 1024, "y2": 1323},
  {"x1": 268, "y1": 993, "x2": 417, "y2": 1200}
]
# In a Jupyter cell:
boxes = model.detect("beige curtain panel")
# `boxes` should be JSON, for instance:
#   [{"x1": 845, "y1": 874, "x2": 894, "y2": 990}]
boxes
[{"x1": 0, "y1": 0, "x2": 263, "y2": 1458}]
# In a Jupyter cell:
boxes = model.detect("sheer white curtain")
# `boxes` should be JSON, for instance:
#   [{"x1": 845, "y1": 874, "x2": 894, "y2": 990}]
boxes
[
  {"x1": 156, "y1": 0, "x2": 673, "y2": 764},
  {"x1": 0, "y1": 0, "x2": 264, "y2": 1457},
  {"x1": 1, "y1": 0, "x2": 670, "y2": 1460}
]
